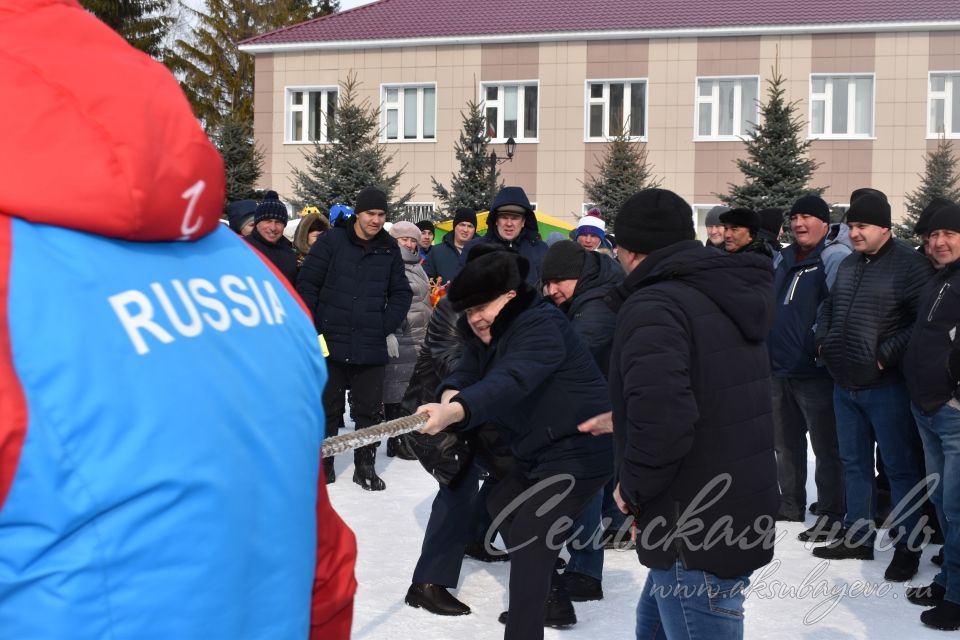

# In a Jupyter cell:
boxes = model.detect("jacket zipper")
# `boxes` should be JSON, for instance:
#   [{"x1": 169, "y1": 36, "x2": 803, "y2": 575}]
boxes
[
  {"x1": 786, "y1": 266, "x2": 819, "y2": 304},
  {"x1": 928, "y1": 283, "x2": 952, "y2": 322}
]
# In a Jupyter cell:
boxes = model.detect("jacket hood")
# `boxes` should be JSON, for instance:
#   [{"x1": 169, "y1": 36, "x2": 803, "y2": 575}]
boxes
[
  {"x1": 0, "y1": 0, "x2": 225, "y2": 242},
  {"x1": 621, "y1": 240, "x2": 774, "y2": 342},
  {"x1": 573, "y1": 251, "x2": 624, "y2": 300},
  {"x1": 487, "y1": 187, "x2": 540, "y2": 242}
]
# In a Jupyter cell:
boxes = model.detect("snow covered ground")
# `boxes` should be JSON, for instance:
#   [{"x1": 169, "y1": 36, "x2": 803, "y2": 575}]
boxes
[{"x1": 327, "y1": 449, "x2": 948, "y2": 639}]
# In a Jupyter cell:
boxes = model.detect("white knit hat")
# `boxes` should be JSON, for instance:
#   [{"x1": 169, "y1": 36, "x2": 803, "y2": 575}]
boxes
[{"x1": 576, "y1": 209, "x2": 606, "y2": 239}]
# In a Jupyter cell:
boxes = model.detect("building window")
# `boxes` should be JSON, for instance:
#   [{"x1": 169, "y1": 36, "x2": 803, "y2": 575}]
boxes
[
  {"x1": 810, "y1": 74, "x2": 874, "y2": 138},
  {"x1": 286, "y1": 87, "x2": 337, "y2": 143},
  {"x1": 585, "y1": 80, "x2": 647, "y2": 140},
  {"x1": 382, "y1": 85, "x2": 436, "y2": 142},
  {"x1": 481, "y1": 82, "x2": 539, "y2": 142},
  {"x1": 929, "y1": 72, "x2": 960, "y2": 137},
  {"x1": 695, "y1": 77, "x2": 759, "y2": 140}
]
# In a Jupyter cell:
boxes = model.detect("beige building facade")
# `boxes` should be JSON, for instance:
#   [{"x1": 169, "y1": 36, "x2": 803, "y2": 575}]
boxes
[{"x1": 247, "y1": 28, "x2": 960, "y2": 234}]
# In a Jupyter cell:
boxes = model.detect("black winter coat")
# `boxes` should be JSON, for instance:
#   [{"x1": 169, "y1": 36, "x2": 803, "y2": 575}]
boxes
[
  {"x1": 904, "y1": 261, "x2": 960, "y2": 415},
  {"x1": 295, "y1": 222, "x2": 412, "y2": 365},
  {"x1": 441, "y1": 286, "x2": 613, "y2": 480},
  {"x1": 555, "y1": 251, "x2": 623, "y2": 377},
  {"x1": 607, "y1": 240, "x2": 778, "y2": 578},
  {"x1": 816, "y1": 238, "x2": 934, "y2": 389},
  {"x1": 423, "y1": 233, "x2": 464, "y2": 285},
  {"x1": 460, "y1": 195, "x2": 548, "y2": 285},
  {"x1": 245, "y1": 227, "x2": 298, "y2": 284}
]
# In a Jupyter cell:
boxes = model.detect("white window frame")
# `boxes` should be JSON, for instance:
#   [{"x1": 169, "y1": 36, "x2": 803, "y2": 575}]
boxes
[
  {"x1": 380, "y1": 84, "x2": 437, "y2": 143},
  {"x1": 808, "y1": 73, "x2": 876, "y2": 140},
  {"x1": 928, "y1": 71, "x2": 960, "y2": 138},
  {"x1": 584, "y1": 79, "x2": 649, "y2": 141},
  {"x1": 285, "y1": 86, "x2": 338, "y2": 144},
  {"x1": 694, "y1": 76, "x2": 760, "y2": 141},
  {"x1": 479, "y1": 81, "x2": 540, "y2": 143}
]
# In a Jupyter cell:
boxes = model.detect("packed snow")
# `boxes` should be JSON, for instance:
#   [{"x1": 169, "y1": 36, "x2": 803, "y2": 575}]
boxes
[{"x1": 327, "y1": 442, "x2": 947, "y2": 639}]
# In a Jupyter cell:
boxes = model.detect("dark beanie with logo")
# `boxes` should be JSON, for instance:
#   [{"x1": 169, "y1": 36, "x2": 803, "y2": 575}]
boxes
[
  {"x1": 541, "y1": 240, "x2": 586, "y2": 282},
  {"x1": 846, "y1": 194, "x2": 892, "y2": 228},
  {"x1": 790, "y1": 195, "x2": 830, "y2": 223},
  {"x1": 254, "y1": 191, "x2": 288, "y2": 224},
  {"x1": 719, "y1": 208, "x2": 760, "y2": 235},
  {"x1": 355, "y1": 187, "x2": 388, "y2": 214},
  {"x1": 447, "y1": 245, "x2": 527, "y2": 312},
  {"x1": 614, "y1": 188, "x2": 695, "y2": 254},
  {"x1": 453, "y1": 207, "x2": 478, "y2": 228}
]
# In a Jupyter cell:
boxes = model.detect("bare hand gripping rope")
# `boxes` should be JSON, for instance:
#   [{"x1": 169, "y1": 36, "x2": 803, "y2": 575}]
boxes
[{"x1": 321, "y1": 413, "x2": 429, "y2": 458}]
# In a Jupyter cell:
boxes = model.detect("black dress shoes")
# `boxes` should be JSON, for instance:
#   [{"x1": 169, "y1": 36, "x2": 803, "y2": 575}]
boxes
[{"x1": 404, "y1": 583, "x2": 471, "y2": 616}]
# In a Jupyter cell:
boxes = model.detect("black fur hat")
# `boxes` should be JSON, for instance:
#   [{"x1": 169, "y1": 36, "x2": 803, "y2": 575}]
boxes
[{"x1": 447, "y1": 245, "x2": 527, "y2": 312}]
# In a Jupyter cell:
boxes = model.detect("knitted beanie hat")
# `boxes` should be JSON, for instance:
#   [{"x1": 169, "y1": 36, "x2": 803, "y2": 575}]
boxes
[
  {"x1": 389, "y1": 220, "x2": 421, "y2": 240},
  {"x1": 790, "y1": 195, "x2": 830, "y2": 223},
  {"x1": 453, "y1": 207, "x2": 478, "y2": 228},
  {"x1": 254, "y1": 191, "x2": 287, "y2": 224},
  {"x1": 355, "y1": 187, "x2": 388, "y2": 214},
  {"x1": 614, "y1": 189, "x2": 695, "y2": 254},
  {"x1": 719, "y1": 208, "x2": 761, "y2": 236},
  {"x1": 575, "y1": 208, "x2": 606, "y2": 241},
  {"x1": 541, "y1": 240, "x2": 586, "y2": 281},
  {"x1": 846, "y1": 194, "x2": 892, "y2": 228}
]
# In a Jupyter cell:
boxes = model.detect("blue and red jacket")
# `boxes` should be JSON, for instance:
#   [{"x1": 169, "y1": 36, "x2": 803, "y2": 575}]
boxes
[{"x1": 0, "y1": 2, "x2": 355, "y2": 638}]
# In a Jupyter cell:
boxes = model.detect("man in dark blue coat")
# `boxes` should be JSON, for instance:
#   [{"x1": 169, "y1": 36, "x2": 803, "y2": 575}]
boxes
[
  {"x1": 768, "y1": 194, "x2": 850, "y2": 535},
  {"x1": 417, "y1": 246, "x2": 612, "y2": 640},
  {"x1": 423, "y1": 207, "x2": 477, "y2": 284},
  {"x1": 296, "y1": 186, "x2": 412, "y2": 491},
  {"x1": 460, "y1": 186, "x2": 548, "y2": 285},
  {"x1": 592, "y1": 188, "x2": 777, "y2": 639}
]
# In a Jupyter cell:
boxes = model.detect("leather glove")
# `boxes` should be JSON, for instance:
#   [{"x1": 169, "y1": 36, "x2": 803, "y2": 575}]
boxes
[{"x1": 386, "y1": 333, "x2": 400, "y2": 358}]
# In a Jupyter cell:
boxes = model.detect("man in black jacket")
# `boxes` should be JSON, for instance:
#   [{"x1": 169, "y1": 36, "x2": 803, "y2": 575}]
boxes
[
  {"x1": 903, "y1": 205, "x2": 960, "y2": 629},
  {"x1": 596, "y1": 188, "x2": 778, "y2": 639},
  {"x1": 296, "y1": 186, "x2": 412, "y2": 491},
  {"x1": 813, "y1": 192, "x2": 934, "y2": 581},
  {"x1": 417, "y1": 247, "x2": 612, "y2": 640},
  {"x1": 244, "y1": 191, "x2": 298, "y2": 283},
  {"x1": 423, "y1": 207, "x2": 477, "y2": 284}
]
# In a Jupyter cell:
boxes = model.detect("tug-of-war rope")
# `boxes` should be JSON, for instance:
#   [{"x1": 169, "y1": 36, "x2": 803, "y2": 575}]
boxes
[{"x1": 321, "y1": 413, "x2": 429, "y2": 458}]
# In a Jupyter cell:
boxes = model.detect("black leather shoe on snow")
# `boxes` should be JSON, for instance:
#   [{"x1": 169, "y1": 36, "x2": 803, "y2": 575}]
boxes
[
  {"x1": 907, "y1": 582, "x2": 946, "y2": 607},
  {"x1": 811, "y1": 533, "x2": 874, "y2": 561},
  {"x1": 922, "y1": 601, "x2": 960, "y2": 630},
  {"x1": 386, "y1": 435, "x2": 418, "y2": 460},
  {"x1": 464, "y1": 539, "x2": 509, "y2": 563},
  {"x1": 405, "y1": 583, "x2": 471, "y2": 616},
  {"x1": 353, "y1": 464, "x2": 386, "y2": 491},
  {"x1": 562, "y1": 571, "x2": 603, "y2": 602},
  {"x1": 933, "y1": 547, "x2": 945, "y2": 566},
  {"x1": 884, "y1": 545, "x2": 921, "y2": 582},
  {"x1": 544, "y1": 570, "x2": 577, "y2": 628},
  {"x1": 323, "y1": 457, "x2": 336, "y2": 484},
  {"x1": 798, "y1": 516, "x2": 844, "y2": 543}
]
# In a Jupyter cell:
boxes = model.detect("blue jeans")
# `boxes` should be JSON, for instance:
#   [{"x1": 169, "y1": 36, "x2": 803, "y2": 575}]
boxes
[
  {"x1": 566, "y1": 488, "x2": 604, "y2": 580},
  {"x1": 833, "y1": 383, "x2": 926, "y2": 545},
  {"x1": 635, "y1": 561, "x2": 751, "y2": 640},
  {"x1": 913, "y1": 401, "x2": 960, "y2": 603}
]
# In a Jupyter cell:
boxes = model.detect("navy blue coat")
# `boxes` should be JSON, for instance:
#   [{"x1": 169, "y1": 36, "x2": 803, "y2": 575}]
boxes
[
  {"x1": 441, "y1": 286, "x2": 612, "y2": 480},
  {"x1": 607, "y1": 240, "x2": 778, "y2": 578},
  {"x1": 423, "y1": 232, "x2": 463, "y2": 284},
  {"x1": 460, "y1": 190, "x2": 548, "y2": 285},
  {"x1": 295, "y1": 222, "x2": 412, "y2": 365}
]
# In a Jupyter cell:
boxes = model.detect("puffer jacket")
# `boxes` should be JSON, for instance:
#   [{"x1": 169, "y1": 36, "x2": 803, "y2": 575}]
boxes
[
  {"x1": 296, "y1": 222, "x2": 412, "y2": 365},
  {"x1": 245, "y1": 226, "x2": 298, "y2": 284},
  {"x1": 904, "y1": 260, "x2": 960, "y2": 415},
  {"x1": 460, "y1": 189, "x2": 548, "y2": 284},
  {"x1": 816, "y1": 237, "x2": 935, "y2": 389},
  {"x1": 423, "y1": 232, "x2": 464, "y2": 284},
  {"x1": 606, "y1": 240, "x2": 778, "y2": 578},
  {"x1": 769, "y1": 223, "x2": 851, "y2": 377},
  {"x1": 554, "y1": 251, "x2": 623, "y2": 377},
  {"x1": 383, "y1": 245, "x2": 432, "y2": 404},
  {"x1": 441, "y1": 286, "x2": 613, "y2": 480}
]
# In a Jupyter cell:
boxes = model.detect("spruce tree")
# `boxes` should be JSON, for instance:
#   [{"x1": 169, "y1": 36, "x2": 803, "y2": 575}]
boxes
[
  {"x1": 167, "y1": 0, "x2": 336, "y2": 132},
  {"x1": 214, "y1": 118, "x2": 264, "y2": 203},
  {"x1": 721, "y1": 61, "x2": 824, "y2": 210},
  {"x1": 431, "y1": 99, "x2": 502, "y2": 218},
  {"x1": 582, "y1": 123, "x2": 660, "y2": 226},
  {"x1": 81, "y1": 0, "x2": 173, "y2": 59},
  {"x1": 291, "y1": 74, "x2": 413, "y2": 215},
  {"x1": 895, "y1": 135, "x2": 960, "y2": 240}
]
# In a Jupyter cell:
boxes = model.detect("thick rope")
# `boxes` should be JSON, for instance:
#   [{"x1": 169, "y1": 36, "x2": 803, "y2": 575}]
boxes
[{"x1": 321, "y1": 413, "x2": 429, "y2": 458}]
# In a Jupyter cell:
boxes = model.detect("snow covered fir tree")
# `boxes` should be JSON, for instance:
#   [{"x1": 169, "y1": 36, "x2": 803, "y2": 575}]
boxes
[
  {"x1": 582, "y1": 123, "x2": 660, "y2": 226},
  {"x1": 894, "y1": 135, "x2": 960, "y2": 241}
]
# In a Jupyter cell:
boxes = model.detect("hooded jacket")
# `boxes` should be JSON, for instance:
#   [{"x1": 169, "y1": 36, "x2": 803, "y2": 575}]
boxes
[
  {"x1": 460, "y1": 188, "x2": 548, "y2": 284},
  {"x1": 816, "y1": 237, "x2": 935, "y2": 389},
  {"x1": 607, "y1": 241, "x2": 778, "y2": 578},
  {"x1": 769, "y1": 223, "x2": 851, "y2": 377},
  {"x1": 0, "y1": 3, "x2": 355, "y2": 638}
]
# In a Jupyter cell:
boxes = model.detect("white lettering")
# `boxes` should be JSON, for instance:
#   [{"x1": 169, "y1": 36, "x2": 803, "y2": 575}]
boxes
[
  {"x1": 263, "y1": 281, "x2": 287, "y2": 326},
  {"x1": 178, "y1": 180, "x2": 205, "y2": 240},
  {"x1": 151, "y1": 280, "x2": 202, "y2": 338},
  {"x1": 188, "y1": 278, "x2": 230, "y2": 331},
  {"x1": 222, "y1": 275, "x2": 261, "y2": 327},
  {"x1": 246, "y1": 276, "x2": 274, "y2": 325},
  {"x1": 108, "y1": 290, "x2": 176, "y2": 355}
]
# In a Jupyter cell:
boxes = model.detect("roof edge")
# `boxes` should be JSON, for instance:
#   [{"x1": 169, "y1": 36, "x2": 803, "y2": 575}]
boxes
[{"x1": 239, "y1": 20, "x2": 960, "y2": 54}]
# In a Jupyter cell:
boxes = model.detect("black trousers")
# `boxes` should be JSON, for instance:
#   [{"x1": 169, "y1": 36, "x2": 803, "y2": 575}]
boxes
[
  {"x1": 488, "y1": 470, "x2": 609, "y2": 640},
  {"x1": 323, "y1": 360, "x2": 384, "y2": 462}
]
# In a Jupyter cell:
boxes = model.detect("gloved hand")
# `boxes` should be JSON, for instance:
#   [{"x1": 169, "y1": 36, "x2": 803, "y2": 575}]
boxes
[{"x1": 386, "y1": 333, "x2": 400, "y2": 358}]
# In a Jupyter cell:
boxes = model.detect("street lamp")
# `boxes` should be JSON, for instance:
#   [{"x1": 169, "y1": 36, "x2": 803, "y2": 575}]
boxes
[{"x1": 472, "y1": 136, "x2": 516, "y2": 168}]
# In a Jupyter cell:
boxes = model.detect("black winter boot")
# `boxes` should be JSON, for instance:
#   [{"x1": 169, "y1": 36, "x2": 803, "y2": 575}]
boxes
[
  {"x1": 497, "y1": 568, "x2": 577, "y2": 629},
  {"x1": 353, "y1": 445, "x2": 385, "y2": 491},
  {"x1": 884, "y1": 545, "x2": 921, "y2": 582},
  {"x1": 323, "y1": 457, "x2": 336, "y2": 484},
  {"x1": 922, "y1": 601, "x2": 960, "y2": 630},
  {"x1": 811, "y1": 530, "x2": 874, "y2": 561},
  {"x1": 386, "y1": 435, "x2": 418, "y2": 460},
  {"x1": 907, "y1": 582, "x2": 946, "y2": 607}
]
